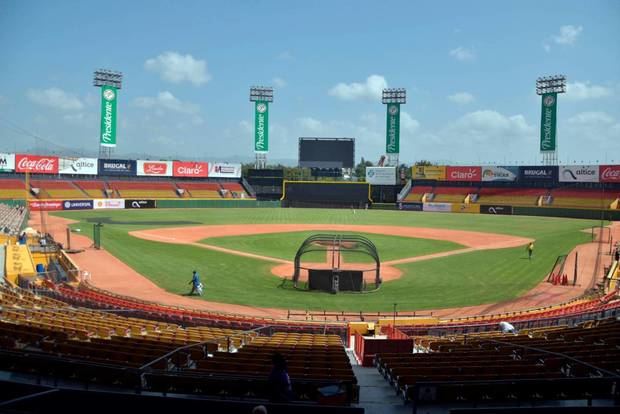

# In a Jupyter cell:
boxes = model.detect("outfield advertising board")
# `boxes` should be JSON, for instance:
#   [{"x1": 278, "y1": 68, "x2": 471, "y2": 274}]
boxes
[
  {"x1": 519, "y1": 166, "x2": 558, "y2": 182},
  {"x1": 412, "y1": 165, "x2": 446, "y2": 180},
  {"x1": 366, "y1": 167, "x2": 396, "y2": 185},
  {"x1": 93, "y1": 199, "x2": 125, "y2": 209},
  {"x1": 98, "y1": 159, "x2": 136, "y2": 176},
  {"x1": 28, "y1": 200, "x2": 63, "y2": 211},
  {"x1": 15, "y1": 154, "x2": 59, "y2": 174},
  {"x1": 423, "y1": 202, "x2": 452, "y2": 212},
  {"x1": 398, "y1": 202, "x2": 423, "y2": 211},
  {"x1": 0, "y1": 153, "x2": 15, "y2": 172},
  {"x1": 137, "y1": 160, "x2": 173, "y2": 177},
  {"x1": 59, "y1": 157, "x2": 98, "y2": 175},
  {"x1": 446, "y1": 166, "x2": 482, "y2": 182},
  {"x1": 559, "y1": 165, "x2": 598, "y2": 183},
  {"x1": 599, "y1": 165, "x2": 620, "y2": 183},
  {"x1": 480, "y1": 205, "x2": 513, "y2": 215},
  {"x1": 172, "y1": 161, "x2": 208, "y2": 178},
  {"x1": 208, "y1": 163, "x2": 242, "y2": 178},
  {"x1": 62, "y1": 200, "x2": 94, "y2": 210},
  {"x1": 451, "y1": 203, "x2": 480, "y2": 214},
  {"x1": 125, "y1": 199, "x2": 156, "y2": 209},
  {"x1": 481, "y1": 166, "x2": 518, "y2": 182}
]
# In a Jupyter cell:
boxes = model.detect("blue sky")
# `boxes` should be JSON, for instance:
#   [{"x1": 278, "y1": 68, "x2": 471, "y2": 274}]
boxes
[{"x1": 1, "y1": 0, "x2": 619, "y2": 165}]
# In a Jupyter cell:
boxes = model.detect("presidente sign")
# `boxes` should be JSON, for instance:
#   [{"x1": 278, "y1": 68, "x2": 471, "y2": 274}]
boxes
[
  {"x1": 173, "y1": 161, "x2": 208, "y2": 177},
  {"x1": 366, "y1": 167, "x2": 396, "y2": 185},
  {"x1": 15, "y1": 154, "x2": 59, "y2": 174},
  {"x1": 0, "y1": 153, "x2": 15, "y2": 172},
  {"x1": 137, "y1": 160, "x2": 172, "y2": 177},
  {"x1": 99, "y1": 86, "x2": 118, "y2": 147},
  {"x1": 385, "y1": 103, "x2": 400, "y2": 154},
  {"x1": 446, "y1": 166, "x2": 482, "y2": 182},
  {"x1": 98, "y1": 159, "x2": 136, "y2": 176},
  {"x1": 59, "y1": 157, "x2": 98, "y2": 175},
  {"x1": 481, "y1": 166, "x2": 518, "y2": 182},
  {"x1": 559, "y1": 165, "x2": 598, "y2": 183},
  {"x1": 599, "y1": 165, "x2": 620, "y2": 183},
  {"x1": 208, "y1": 163, "x2": 242, "y2": 178},
  {"x1": 254, "y1": 101, "x2": 269, "y2": 153},
  {"x1": 540, "y1": 92, "x2": 557, "y2": 152},
  {"x1": 519, "y1": 166, "x2": 557, "y2": 182}
]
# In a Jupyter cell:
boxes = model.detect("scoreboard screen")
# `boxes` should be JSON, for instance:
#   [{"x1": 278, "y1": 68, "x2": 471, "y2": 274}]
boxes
[{"x1": 298, "y1": 137, "x2": 355, "y2": 169}]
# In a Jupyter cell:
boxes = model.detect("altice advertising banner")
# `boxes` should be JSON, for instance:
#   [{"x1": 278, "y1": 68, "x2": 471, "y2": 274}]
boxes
[
  {"x1": 559, "y1": 165, "x2": 599, "y2": 183},
  {"x1": 59, "y1": 157, "x2": 98, "y2": 175}
]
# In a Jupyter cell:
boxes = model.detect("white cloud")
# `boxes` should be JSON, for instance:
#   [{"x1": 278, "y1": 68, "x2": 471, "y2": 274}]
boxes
[
  {"x1": 449, "y1": 46, "x2": 475, "y2": 62},
  {"x1": 553, "y1": 25, "x2": 583, "y2": 45},
  {"x1": 273, "y1": 77, "x2": 287, "y2": 88},
  {"x1": 26, "y1": 87, "x2": 84, "y2": 111},
  {"x1": 328, "y1": 75, "x2": 388, "y2": 101},
  {"x1": 133, "y1": 91, "x2": 200, "y2": 114},
  {"x1": 565, "y1": 81, "x2": 612, "y2": 101},
  {"x1": 145, "y1": 52, "x2": 211, "y2": 86},
  {"x1": 297, "y1": 117, "x2": 324, "y2": 132},
  {"x1": 445, "y1": 110, "x2": 534, "y2": 143},
  {"x1": 568, "y1": 111, "x2": 615, "y2": 125},
  {"x1": 448, "y1": 92, "x2": 475, "y2": 104},
  {"x1": 401, "y1": 111, "x2": 420, "y2": 133}
]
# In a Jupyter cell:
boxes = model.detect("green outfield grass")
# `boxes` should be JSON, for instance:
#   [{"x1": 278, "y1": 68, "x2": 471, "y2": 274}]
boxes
[
  {"x1": 201, "y1": 231, "x2": 464, "y2": 263},
  {"x1": 53, "y1": 208, "x2": 601, "y2": 312}
]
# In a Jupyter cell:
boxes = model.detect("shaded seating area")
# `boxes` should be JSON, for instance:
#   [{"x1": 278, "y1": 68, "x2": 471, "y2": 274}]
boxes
[
  {"x1": 0, "y1": 178, "x2": 27, "y2": 199},
  {"x1": 108, "y1": 181, "x2": 180, "y2": 198},
  {"x1": 29, "y1": 179, "x2": 87, "y2": 199}
]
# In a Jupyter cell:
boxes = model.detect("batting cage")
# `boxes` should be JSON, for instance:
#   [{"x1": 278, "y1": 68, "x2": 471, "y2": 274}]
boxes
[{"x1": 280, "y1": 181, "x2": 372, "y2": 209}]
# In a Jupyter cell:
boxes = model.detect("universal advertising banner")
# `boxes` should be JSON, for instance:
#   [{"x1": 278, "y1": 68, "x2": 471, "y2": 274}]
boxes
[
  {"x1": 137, "y1": 160, "x2": 173, "y2": 177},
  {"x1": 28, "y1": 200, "x2": 63, "y2": 211},
  {"x1": 172, "y1": 161, "x2": 208, "y2": 178},
  {"x1": 59, "y1": 157, "x2": 98, "y2": 175},
  {"x1": 366, "y1": 167, "x2": 396, "y2": 185},
  {"x1": 480, "y1": 205, "x2": 514, "y2": 215},
  {"x1": 93, "y1": 199, "x2": 125, "y2": 210},
  {"x1": 559, "y1": 165, "x2": 599, "y2": 183},
  {"x1": 423, "y1": 202, "x2": 452, "y2": 212},
  {"x1": 412, "y1": 165, "x2": 446, "y2": 180},
  {"x1": 0, "y1": 153, "x2": 15, "y2": 172},
  {"x1": 451, "y1": 203, "x2": 480, "y2": 214},
  {"x1": 599, "y1": 165, "x2": 620, "y2": 183},
  {"x1": 254, "y1": 101, "x2": 269, "y2": 153},
  {"x1": 519, "y1": 166, "x2": 558, "y2": 182},
  {"x1": 398, "y1": 202, "x2": 423, "y2": 211},
  {"x1": 98, "y1": 159, "x2": 136, "y2": 176},
  {"x1": 446, "y1": 166, "x2": 482, "y2": 182},
  {"x1": 208, "y1": 163, "x2": 242, "y2": 178},
  {"x1": 481, "y1": 166, "x2": 518, "y2": 182},
  {"x1": 125, "y1": 199, "x2": 156, "y2": 209},
  {"x1": 99, "y1": 86, "x2": 117, "y2": 147},
  {"x1": 15, "y1": 154, "x2": 59, "y2": 174},
  {"x1": 62, "y1": 200, "x2": 94, "y2": 210}
]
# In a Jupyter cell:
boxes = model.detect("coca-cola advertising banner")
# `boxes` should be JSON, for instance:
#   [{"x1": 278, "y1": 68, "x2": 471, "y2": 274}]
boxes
[
  {"x1": 0, "y1": 153, "x2": 15, "y2": 172},
  {"x1": 599, "y1": 165, "x2": 620, "y2": 183},
  {"x1": 207, "y1": 163, "x2": 242, "y2": 178},
  {"x1": 446, "y1": 166, "x2": 482, "y2": 182},
  {"x1": 173, "y1": 161, "x2": 208, "y2": 177},
  {"x1": 59, "y1": 157, "x2": 98, "y2": 175},
  {"x1": 137, "y1": 160, "x2": 172, "y2": 177},
  {"x1": 28, "y1": 200, "x2": 63, "y2": 211},
  {"x1": 15, "y1": 154, "x2": 59, "y2": 174}
]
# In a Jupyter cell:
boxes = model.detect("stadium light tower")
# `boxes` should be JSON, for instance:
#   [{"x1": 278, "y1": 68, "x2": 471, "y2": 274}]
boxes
[
  {"x1": 250, "y1": 86, "x2": 273, "y2": 169},
  {"x1": 382, "y1": 88, "x2": 406, "y2": 167},
  {"x1": 94, "y1": 69, "x2": 123, "y2": 159},
  {"x1": 536, "y1": 75, "x2": 566, "y2": 166}
]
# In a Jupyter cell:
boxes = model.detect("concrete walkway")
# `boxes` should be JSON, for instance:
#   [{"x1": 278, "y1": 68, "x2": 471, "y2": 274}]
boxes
[{"x1": 352, "y1": 365, "x2": 410, "y2": 414}]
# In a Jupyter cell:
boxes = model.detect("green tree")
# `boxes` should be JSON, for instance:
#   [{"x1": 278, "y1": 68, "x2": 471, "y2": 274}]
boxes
[{"x1": 354, "y1": 158, "x2": 374, "y2": 180}]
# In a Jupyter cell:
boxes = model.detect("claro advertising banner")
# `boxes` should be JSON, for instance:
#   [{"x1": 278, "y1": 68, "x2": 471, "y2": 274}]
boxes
[
  {"x1": 599, "y1": 165, "x2": 620, "y2": 183},
  {"x1": 0, "y1": 153, "x2": 15, "y2": 172},
  {"x1": 481, "y1": 166, "x2": 518, "y2": 182},
  {"x1": 365, "y1": 167, "x2": 396, "y2": 185},
  {"x1": 59, "y1": 157, "x2": 98, "y2": 175},
  {"x1": 559, "y1": 165, "x2": 599, "y2": 183},
  {"x1": 137, "y1": 160, "x2": 173, "y2": 177},
  {"x1": 445, "y1": 166, "x2": 482, "y2": 182},
  {"x1": 172, "y1": 161, "x2": 209, "y2": 178},
  {"x1": 208, "y1": 163, "x2": 242, "y2": 178},
  {"x1": 15, "y1": 154, "x2": 59, "y2": 174}
]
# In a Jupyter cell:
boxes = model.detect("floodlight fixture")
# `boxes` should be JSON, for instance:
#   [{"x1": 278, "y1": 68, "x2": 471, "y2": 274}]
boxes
[
  {"x1": 382, "y1": 88, "x2": 407, "y2": 104},
  {"x1": 93, "y1": 69, "x2": 123, "y2": 89},
  {"x1": 536, "y1": 74, "x2": 566, "y2": 95},
  {"x1": 249, "y1": 86, "x2": 274, "y2": 102}
]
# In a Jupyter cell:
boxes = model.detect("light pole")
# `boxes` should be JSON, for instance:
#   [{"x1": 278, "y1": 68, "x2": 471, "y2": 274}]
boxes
[
  {"x1": 536, "y1": 75, "x2": 566, "y2": 166},
  {"x1": 94, "y1": 69, "x2": 123, "y2": 159},
  {"x1": 250, "y1": 86, "x2": 274, "y2": 169},
  {"x1": 382, "y1": 88, "x2": 406, "y2": 167}
]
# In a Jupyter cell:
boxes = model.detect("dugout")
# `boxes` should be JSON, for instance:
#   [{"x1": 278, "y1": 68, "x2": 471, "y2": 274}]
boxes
[{"x1": 281, "y1": 181, "x2": 372, "y2": 209}]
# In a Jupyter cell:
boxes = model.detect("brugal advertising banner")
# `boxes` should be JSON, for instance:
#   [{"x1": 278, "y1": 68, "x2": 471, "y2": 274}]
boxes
[
  {"x1": 254, "y1": 101, "x2": 269, "y2": 153},
  {"x1": 59, "y1": 157, "x2": 98, "y2": 175},
  {"x1": 125, "y1": 199, "x2": 156, "y2": 209},
  {"x1": 559, "y1": 165, "x2": 598, "y2": 183},
  {"x1": 519, "y1": 166, "x2": 558, "y2": 182},
  {"x1": 99, "y1": 86, "x2": 118, "y2": 147},
  {"x1": 0, "y1": 153, "x2": 15, "y2": 172},
  {"x1": 98, "y1": 159, "x2": 136, "y2": 176},
  {"x1": 480, "y1": 205, "x2": 514, "y2": 215},
  {"x1": 366, "y1": 167, "x2": 396, "y2": 185},
  {"x1": 481, "y1": 166, "x2": 518, "y2": 182}
]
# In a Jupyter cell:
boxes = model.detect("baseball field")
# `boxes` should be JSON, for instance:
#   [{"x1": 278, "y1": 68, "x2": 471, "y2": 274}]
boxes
[{"x1": 52, "y1": 208, "x2": 601, "y2": 312}]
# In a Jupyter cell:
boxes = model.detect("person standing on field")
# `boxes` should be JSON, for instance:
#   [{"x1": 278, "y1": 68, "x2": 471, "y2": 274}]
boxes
[
  {"x1": 188, "y1": 270, "x2": 202, "y2": 296},
  {"x1": 527, "y1": 242, "x2": 534, "y2": 261}
]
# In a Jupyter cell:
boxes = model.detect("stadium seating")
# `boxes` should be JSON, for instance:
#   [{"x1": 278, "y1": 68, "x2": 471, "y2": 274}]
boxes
[
  {"x1": 0, "y1": 203, "x2": 27, "y2": 235},
  {"x1": 476, "y1": 187, "x2": 546, "y2": 206},
  {"x1": 0, "y1": 178, "x2": 27, "y2": 199},
  {"x1": 220, "y1": 182, "x2": 249, "y2": 198},
  {"x1": 433, "y1": 186, "x2": 477, "y2": 203},
  {"x1": 108, "y1": 181, "x2": 179, "y2": 198},
  {"x1": 549, "y1": 188, "x2": 618, "y2": 209},
  {"x1": 73, "y1": 180, "x2": 108, "y2": 198},
  {"x1": 176, "y1": 182, "x2": 224, "y2": 198},
  {"x1": 403, "y1": 185, "x2": 433, "y2": 202},
  {"x1": 30, "y1": 179, "x2": 87, "y2": 199}
]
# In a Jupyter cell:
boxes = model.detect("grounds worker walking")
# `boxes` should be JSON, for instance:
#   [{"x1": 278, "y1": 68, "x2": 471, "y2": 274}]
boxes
[
  {"x1": 527, "y1": 242, "x2": 534, "y2": 261},
  {"x1": 188, "y1": 270, "x2": 203, "y2": 296}
]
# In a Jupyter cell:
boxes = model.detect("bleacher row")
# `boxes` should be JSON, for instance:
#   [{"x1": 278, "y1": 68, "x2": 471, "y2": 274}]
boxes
[
  {"x1": 0, "y1": 203, "x2": 27, "y2": 235},
  {"x1": 0, "y1": 178, "x2": 250, "y2": 200},
  {"x1": 404, "y1": 185, "x2": 620, "y2": 209}
]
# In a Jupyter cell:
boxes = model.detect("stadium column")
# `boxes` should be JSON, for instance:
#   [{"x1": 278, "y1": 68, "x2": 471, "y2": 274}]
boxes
[
  {"x1": 94, "y1": 69, "x2": 123, "y2": 159},
  {"x1": 250, "y1": 86, "x2": 274, "y2": 169},
  {"x1": 382, "y1": 88, "x2": 406, "y2": 167},
  {"x1": 536, "y1": 75, "x2": 566, "y2": 166}
]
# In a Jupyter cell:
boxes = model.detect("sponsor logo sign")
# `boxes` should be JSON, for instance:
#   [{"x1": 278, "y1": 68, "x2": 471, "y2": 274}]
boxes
[
  {"x1": 451, "y1": 203, "x2": 480, "y2": 214},
  {"x1": 481, "y1": 166, "x2": 518, "y2": 182},
  {"x1": 100, "y1": 86, "x2": 117, "y2": 147},
  {"x1": 366, "y1": 167, "x2": 396, "y2": 185},
  {"x1": 412, "y1": 165, "x2": 446, "y2": 180},
  {"x1": 540, "y1": 92, "x2": 557, "y2": 152},
  {"x1": 559, "y1": 165, "x2": 599, "y2": 183},
  {"x1": 62, "y1": 200, "x2": 94, "y2": 210},
  {"x1": 59, "y1": 157, "x2": 98, "y2": 175},
  {"x1": 423, "y1": 202, "x2": 452, "y2": 212},
  {"x1": 254, "y1": 101, "x2": 269, "y2": 153},
  {"x1": 446, "y1": 166, "x2": 482, "y2": 182},
  {"x1": 599, "y1": 165, "x2": 620, "y2": 183},
  {"x1": 480, "y1": 205, "x2": 513, "y2": 215},
  {"x1": 0, "y1": 153, "x2": 15, "y2": 172},
  {"x1": 137, "y1": 160, "x2": 172, "y2": 177},
  {"x1": 124, "y1": 199, "x2": 156, "y2": 209},
  {"x1": 98, "y1": 159, "x2": 136, "y2": 176},
  {"x1": 15, "y1": 154, "x2": 59, "y2": 174},
  {"x1": 93, "y1": 199, "x2": 125, "y2": 209},
  {"x1": 398, "y1": 202, "x2": 423, "y2": 211},
  {"x1": 172, "y1": 161, "x2": 208, "y2": 178},
  {"x1": 28, "y1": 200, "x2": 63, "y2": 211},
  {"x1": 386, "y1": 103, "x2": 400, "y2": 154},
  {"x1": 208, "y1": 163, "x2": 242, "y2": 178},
  {"x1": 519, "y1": 166, "x2": 558, "y2": 181}
]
